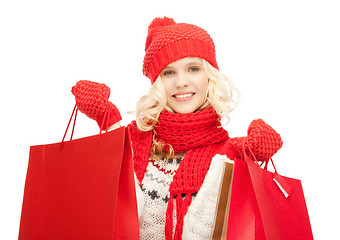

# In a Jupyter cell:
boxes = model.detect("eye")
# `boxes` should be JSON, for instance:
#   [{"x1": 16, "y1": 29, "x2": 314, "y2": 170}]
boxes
[
  {"x1": 162, "y1": 70, "x2": 175, "y2": 76},
  {"x1": 188, "y1": 66, "x2": 200, "y2": 72}
]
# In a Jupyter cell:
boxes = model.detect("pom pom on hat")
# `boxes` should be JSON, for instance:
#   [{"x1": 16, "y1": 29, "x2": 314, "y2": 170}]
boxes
[
  {"x1": 147, "y1": 16, "x2": 176, "y2": 33},
  {"x1": 145, "y1": 17, "x2": 176, "y2": 52},
  {"x1": 143, "y1": 16, "x2": 218, "y2": 84}
]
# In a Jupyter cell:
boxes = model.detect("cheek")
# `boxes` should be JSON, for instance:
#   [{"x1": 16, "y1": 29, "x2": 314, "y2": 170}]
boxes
[
  {"x1": 161, "y1": 79, "x2": 172, "y2": 97},
  {"x1": 198, "y1": 78, "x2": 209, "y2": 93}
]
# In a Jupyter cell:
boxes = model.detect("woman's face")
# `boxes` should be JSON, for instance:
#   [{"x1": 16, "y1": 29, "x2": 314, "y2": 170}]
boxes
[{"x1": 160, "y1": 57, "x2": 209, "y2": 114}]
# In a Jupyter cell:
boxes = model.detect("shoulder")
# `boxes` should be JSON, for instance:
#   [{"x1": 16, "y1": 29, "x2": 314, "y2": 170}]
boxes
[
  {"x1": 127, "y1": 121, "x2": 153, "y2": 156},
  {"x1": 127, "y1": 121, "x2": 151, "y2": 141}
]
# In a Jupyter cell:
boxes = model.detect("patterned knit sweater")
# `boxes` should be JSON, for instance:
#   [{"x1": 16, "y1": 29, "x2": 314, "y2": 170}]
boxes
[{"x1": 136, "y1": 153, "x2": 229, "y2": 239}]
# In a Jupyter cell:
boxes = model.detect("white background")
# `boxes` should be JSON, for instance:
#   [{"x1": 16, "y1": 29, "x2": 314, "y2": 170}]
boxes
[{"x1": 1, "y1": 0, "x2": 339, "y2": 239}]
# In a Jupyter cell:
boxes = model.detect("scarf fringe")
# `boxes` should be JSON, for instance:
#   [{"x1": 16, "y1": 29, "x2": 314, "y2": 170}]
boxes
[
  {"x1": 175, "y1": 194, "x2": 192, "y2": 239},
  {"x1": 165, "y1": 194, "x2": 174, "y2": 240},
  {"x1": 175, "y1": 195, "x2": 183, "y2": 232},
  {"x1": 165, "y1": 194, "x2": 193, "y2": 240}
]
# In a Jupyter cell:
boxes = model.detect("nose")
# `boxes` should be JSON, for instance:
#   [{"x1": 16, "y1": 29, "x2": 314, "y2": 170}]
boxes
[{"x1": 174, "y1": 72, "x2": 190, "y2": 88}]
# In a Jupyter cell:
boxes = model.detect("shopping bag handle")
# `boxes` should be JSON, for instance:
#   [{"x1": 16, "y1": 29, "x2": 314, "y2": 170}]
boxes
[
  {"x1": 242, "y1": 137, "x2": 277, "y2": 170},
  {"x1": 62, "y1": 103, "x2": 111, "y2": 143},
  {"x1": 62, "y1": 104, "x2": 78, "y2": 142},
  {"x1": 242, "y1": 137, "x2": 291, "y2": 198},
  {"x1": 242, "y1": 137, "x2": 263, "y2": 166}
]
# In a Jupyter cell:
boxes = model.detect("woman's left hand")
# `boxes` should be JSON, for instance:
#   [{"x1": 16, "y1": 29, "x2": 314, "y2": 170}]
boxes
[{"x1": 221, "y1": 119, "x2": 283, "y2": 162}]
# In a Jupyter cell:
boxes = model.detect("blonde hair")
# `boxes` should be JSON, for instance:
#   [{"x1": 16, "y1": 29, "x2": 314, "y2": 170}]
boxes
[
  {"x1": 135, "y1": 59, "x2": 239, "y2": 158},
  {"x1": 202, "y1": 60, "x2": 239, "y2": 120},
  {"x1": 135, "y1": 76, "x2": 167, "y2": 131}
]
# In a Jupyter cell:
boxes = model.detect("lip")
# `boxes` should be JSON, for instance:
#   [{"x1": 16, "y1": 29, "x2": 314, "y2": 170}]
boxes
[{"x1": 172, "y1": 92, "x2": 195, "y2": 102}]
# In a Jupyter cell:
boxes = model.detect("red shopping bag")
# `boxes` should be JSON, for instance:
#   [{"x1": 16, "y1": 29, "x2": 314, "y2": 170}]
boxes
[
  {"x1": 18, "y1": 106, "x2": 139, "y2": 240},
  {"x1": 227, "y1": 144, "x2": 313, "y2": 239}
]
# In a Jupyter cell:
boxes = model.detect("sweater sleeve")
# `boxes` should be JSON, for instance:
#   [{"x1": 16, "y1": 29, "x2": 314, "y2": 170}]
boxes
[
  {"x1": 218, "y1": 139, "x2": 240, "y2": 160},
  {"x1": 182, "y1": 154, "x2": 232, "y2": 239}
]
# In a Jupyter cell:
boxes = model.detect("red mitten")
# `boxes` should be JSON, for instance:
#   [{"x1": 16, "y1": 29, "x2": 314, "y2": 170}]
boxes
[
  {"x1": 71, "y1": 80, "x2": 122, "y2": 129},
  {"x1": 222, "y1": 119, "x2": 283, "y2": 161}
]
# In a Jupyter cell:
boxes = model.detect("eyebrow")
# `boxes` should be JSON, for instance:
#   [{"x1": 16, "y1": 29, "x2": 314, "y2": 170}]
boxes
[
  {"x1": 164, "y1": 61, "x2": 203, "y2": 69},
  {"x1": 185, "y1": 61, "x2": 202, "y2": 66},
  {"x1": 162, "y1": 66, "x2": 172, "y2": 70}
]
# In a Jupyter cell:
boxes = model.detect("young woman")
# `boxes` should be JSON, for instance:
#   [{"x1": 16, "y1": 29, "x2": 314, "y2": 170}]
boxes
[{"x1": 71, "y1": 17, "x2": 282, "y2": 240}]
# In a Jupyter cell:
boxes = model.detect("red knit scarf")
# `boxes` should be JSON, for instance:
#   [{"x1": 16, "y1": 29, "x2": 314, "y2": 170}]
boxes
[{"x1": 128, "y1": 107, "x2": 229, "y2": 240}]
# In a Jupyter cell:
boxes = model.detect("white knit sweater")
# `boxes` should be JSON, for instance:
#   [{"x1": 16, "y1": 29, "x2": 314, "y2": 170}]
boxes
[{"x1": 135, "y1": 153, "x2": 230, "y2": 240}]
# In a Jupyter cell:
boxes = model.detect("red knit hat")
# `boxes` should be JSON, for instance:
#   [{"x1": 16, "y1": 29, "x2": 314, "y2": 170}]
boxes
[{"x1": 143, "y1": 17, "x2": 219, "y2": 84}]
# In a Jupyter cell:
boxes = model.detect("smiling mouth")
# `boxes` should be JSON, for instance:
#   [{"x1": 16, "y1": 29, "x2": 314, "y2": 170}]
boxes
[{"x1": 173, "y1": 93, "x2": 195, "y2": 98}]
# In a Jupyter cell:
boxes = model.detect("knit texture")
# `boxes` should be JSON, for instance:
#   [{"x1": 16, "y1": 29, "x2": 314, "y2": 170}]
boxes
[
  {"x1": 143, "y1": 17, "x2": 218, "y2": 83},
  {"x1": 128, "y1": 108, "x2": 282, "y2": 239},
  {"x1": 138, "y1": 156, "x2": 182, "y2": 239},
  {"x1": 138, "y1": 154, "x2": 228, "y2": 239},
  {"x1": 71, "y1": 80, "x2": 122, "y2": 128},
  {"x1": 226, "y1": 119, "x2": 283, "y2": 162},
  {"x1": 128, "y1": 108, "x2": 229, "y2": 240}
]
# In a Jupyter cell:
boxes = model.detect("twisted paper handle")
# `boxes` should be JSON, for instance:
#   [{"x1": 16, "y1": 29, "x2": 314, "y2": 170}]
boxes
[
  {"x1": 242, "y1": 137, "x2": 291, "y2": 198},
  {"x1": 62, "y1": 103, "x2": 111, "y2": 143}
]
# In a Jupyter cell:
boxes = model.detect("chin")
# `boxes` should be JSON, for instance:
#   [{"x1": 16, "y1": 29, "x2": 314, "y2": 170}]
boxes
[
  {"x1": 175, "y1": 110, "x2": 194, "y2": 114},
  {"x1": 169, "y1": 105, "x2": 200, "y2": 114}
]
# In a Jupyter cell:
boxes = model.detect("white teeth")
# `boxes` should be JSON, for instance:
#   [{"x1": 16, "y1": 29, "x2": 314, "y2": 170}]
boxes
[{"x1": 174, "y1": 93, "x2": 194, "y2": 98}]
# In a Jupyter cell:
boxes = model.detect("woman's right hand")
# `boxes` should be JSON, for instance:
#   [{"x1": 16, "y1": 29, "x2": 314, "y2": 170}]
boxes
[{"x1": 71, "y1": 80, "x2": 122, "y2": 129}]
